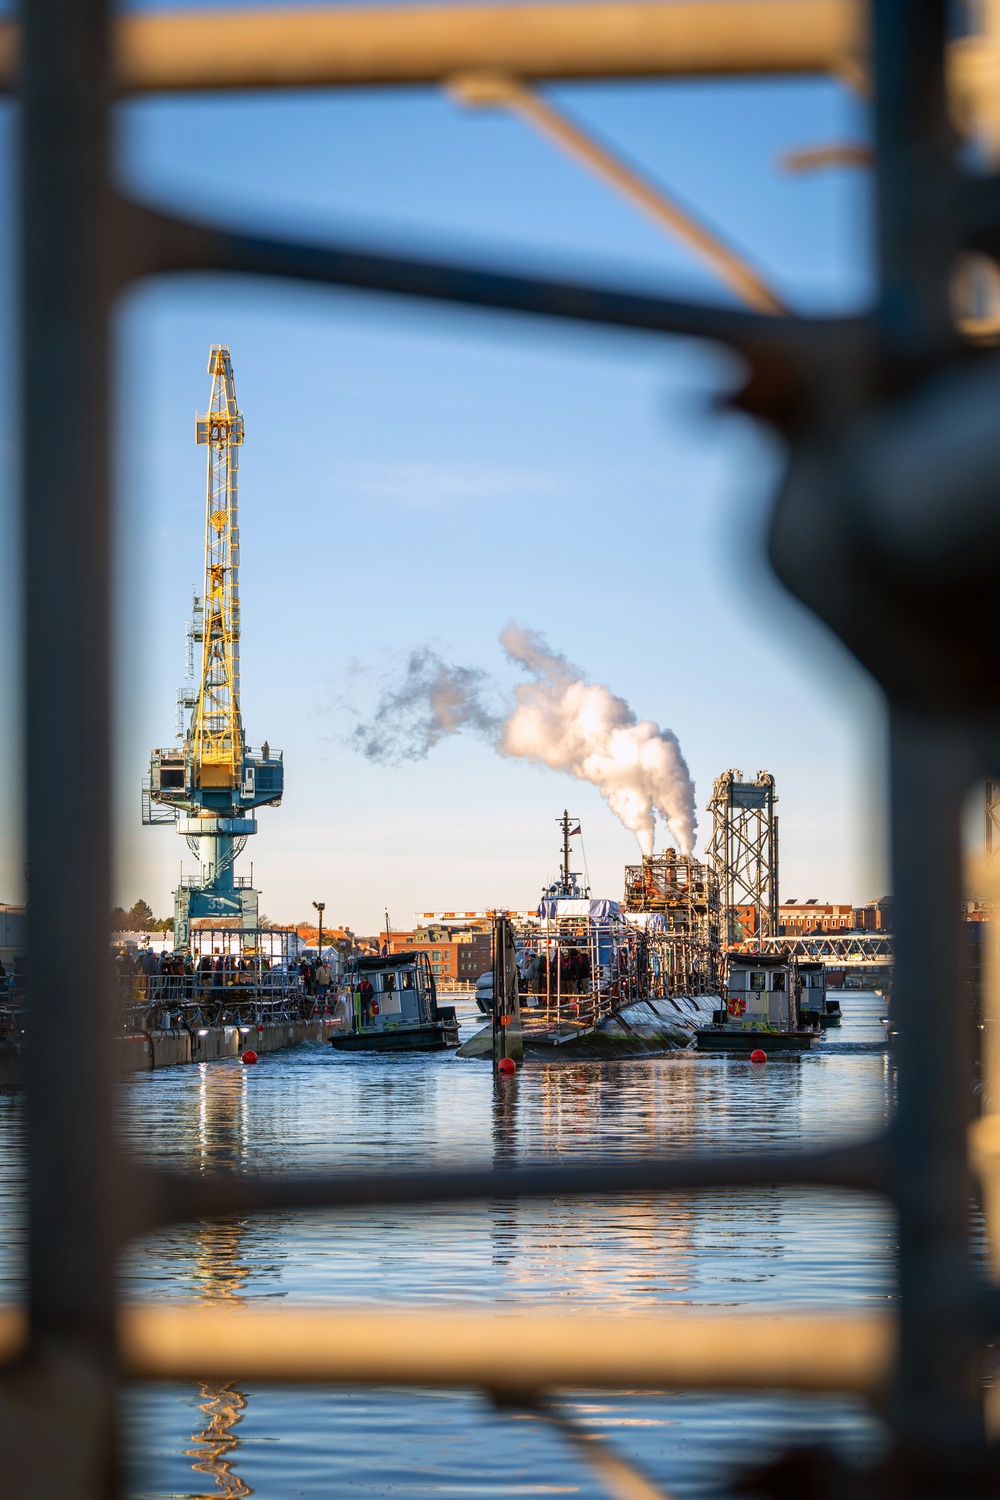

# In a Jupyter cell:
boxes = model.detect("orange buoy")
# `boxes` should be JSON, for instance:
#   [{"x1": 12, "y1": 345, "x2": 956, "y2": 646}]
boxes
[
  {"x1": 497, "y1": 1056, "x2": 516, "y2": 1075},
  {"x1": 241, "y1": 1049, "x2": 258, "y2": 1065},
  {"x1": 750, "y1": 1048, "x2": 767, "y2": 1064}
]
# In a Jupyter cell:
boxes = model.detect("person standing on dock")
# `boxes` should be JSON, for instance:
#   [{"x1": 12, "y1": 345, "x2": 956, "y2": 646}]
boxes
[
  {"x1": 315, "y1": 958, "x2": 332, "y2": 1006},
  {"x1": 524, "y1": 951, "x2": 544, "y2": 996},
  {"x1": 359, "y1": 975, "x2": 374, "y2": 1027},
  {"x1": 138, "y1": 945, "x2": 157, "y2": 1002}
]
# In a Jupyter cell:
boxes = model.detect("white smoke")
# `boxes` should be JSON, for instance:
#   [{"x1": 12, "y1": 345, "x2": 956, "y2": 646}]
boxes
[
  {"x1": 352, "y1": 625, "x2": 696, "y2": 854},
  {"x1": 350, "y1": 648, "x2": 499, "y2": 763},
  {"x1": 499, "y1": 625, "x2": 695, "y2": 856}
]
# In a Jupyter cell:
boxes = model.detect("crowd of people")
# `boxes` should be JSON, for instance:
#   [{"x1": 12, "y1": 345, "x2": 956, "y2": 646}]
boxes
[
  {"x1": 114, "y1": 946, "x2": 281, "y2": 1002},
  {"x1": 112, "y1": 944, "x2": 338, "y2": 1007},
  {"x1": 298, "y1": 957, "x2": 333, "y2": 1002},
  {"x1": 519, "y1": 946, "x2": 592, "y2": 995}
]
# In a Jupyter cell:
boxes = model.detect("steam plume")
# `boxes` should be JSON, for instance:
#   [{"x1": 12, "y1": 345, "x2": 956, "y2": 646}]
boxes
[
  {"x1": 351, "y1": 648, "x2": 499, "y2": 764},
  {"x1": 499, "y1": 625, "x2": 695, "y2": 856},
  {"x1": 352, "y1": 627, "x2": 696, "y2": 854}
]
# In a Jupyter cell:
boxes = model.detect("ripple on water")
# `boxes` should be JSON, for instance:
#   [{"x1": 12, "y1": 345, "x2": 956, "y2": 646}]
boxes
[{"x1": 5, "y1": 991, "x2": 898, "y2": 1496}]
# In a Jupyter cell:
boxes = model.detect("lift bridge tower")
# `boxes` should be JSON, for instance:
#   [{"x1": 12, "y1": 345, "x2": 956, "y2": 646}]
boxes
[
  {"x1": 707, "y1": 769, "x2": 778, "y2": 947},
  {"x1": 143, "y1": 346, "x2": 283, "y2": 949}
]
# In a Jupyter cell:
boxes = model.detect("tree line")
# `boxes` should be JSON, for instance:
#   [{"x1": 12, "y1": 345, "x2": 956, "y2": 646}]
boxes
[{"x1": 110, "y1": 899, "x2": 173, "y2": 933}]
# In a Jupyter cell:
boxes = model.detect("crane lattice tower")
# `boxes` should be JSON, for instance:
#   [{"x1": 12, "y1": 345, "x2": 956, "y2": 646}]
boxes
[
  {"x1": 143, "y1": 346, "x2": 283, "y2": 949},
  {"x1": 706, "y1": 769, "x2": 778, "y2": 946}
]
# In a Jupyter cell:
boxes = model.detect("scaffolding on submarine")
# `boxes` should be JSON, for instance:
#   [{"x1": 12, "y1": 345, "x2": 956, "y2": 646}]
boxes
[{"x1": 622, "y1": 849, "x2": 722, "y2": 999}]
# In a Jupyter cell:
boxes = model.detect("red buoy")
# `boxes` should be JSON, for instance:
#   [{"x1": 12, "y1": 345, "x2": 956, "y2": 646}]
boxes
[
  {"x1": 241, "y1": 1049, "x2": 258, "y2": 1065},
  {"x1": 497, "y1": 1056, "x2": 517, "y2": 1075},
  {"x1": 750, "y1": 1048, "x2": 767, "y2": 1064}
]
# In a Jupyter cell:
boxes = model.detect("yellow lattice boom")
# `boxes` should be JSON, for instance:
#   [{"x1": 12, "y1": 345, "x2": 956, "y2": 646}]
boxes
[{"x1": 192, "y1": 345, "x2": 245, "y2": 789}]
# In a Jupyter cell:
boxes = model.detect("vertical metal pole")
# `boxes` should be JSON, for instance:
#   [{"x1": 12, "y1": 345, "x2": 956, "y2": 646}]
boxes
[
  {"x1": 872, "y1": 0, "x2": 956, "y2": 356},
  {"x1": 888, "y1": 707, "x2": 983, "y2": 1455},
  {"x1": 18, "y1": 0, "x2": 119, "y2": 1488}
]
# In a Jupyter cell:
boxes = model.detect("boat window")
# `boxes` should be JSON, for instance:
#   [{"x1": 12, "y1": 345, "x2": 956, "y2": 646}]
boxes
[
  {"x1": 772, "y1": 972, "x2": 785, "y2": 991},
  {"x1": 400, "y1": 971, "x2": 415, "y2": 990},
  {"x1": 749, "y1": 972, "x2": 767, "y2": 991},
  {"x1": 383, "y1": 973, "x2": 396, "y2": 992}
]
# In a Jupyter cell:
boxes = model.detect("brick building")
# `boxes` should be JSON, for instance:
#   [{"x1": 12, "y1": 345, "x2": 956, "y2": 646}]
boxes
[
  {"x1": 386, "y1": 922, "x2": 492, "y2": 983},
  {"x1": 852, "y1": 897, "x2": 893, "y2": 932},
  {"x1": 778, "y1": 900, "x2": 855, "y2": 935}
]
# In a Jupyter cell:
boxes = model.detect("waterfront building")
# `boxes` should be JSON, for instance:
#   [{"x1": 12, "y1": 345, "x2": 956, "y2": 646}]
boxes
[
  {"x1": 778, "y1": 899, "x2": 855, "y2": 935},
  {"x1": 386, "y1": 922, "x2": 492, "y2": 982}
]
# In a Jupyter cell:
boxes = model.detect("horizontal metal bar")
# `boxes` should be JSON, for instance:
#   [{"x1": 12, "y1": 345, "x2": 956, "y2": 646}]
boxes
[
  {"x1": 135, "y1": 1137, "x2": 891, "y2": 1233},
  {"x1": 118, "y1": 200, "x2": 857, "y2": 392},
  {"x1": 0, "y1": 2, "x2": 864, "y2": 94},
  {"x1": 0, "y1": 1309, "x2": 26, "y2": 1363},
  {"x1": 117, "y1": 1304, "x2": 896, "y2": 1396}
]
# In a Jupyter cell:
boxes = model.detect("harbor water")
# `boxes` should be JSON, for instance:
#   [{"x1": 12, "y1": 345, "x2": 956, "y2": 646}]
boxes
[{"x1": 1, "y1": 991, "x2": 893, "y2": 1497}]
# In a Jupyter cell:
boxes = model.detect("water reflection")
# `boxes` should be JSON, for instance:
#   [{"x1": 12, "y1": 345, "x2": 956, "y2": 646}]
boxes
[
  {"x1": 176, "y1": 1065, "x2": 258, "y2": 1497},
  {"x1": 114, "y1": 995, "x2": 893, "y2": 1498},
  {"x1": 184, "y1": 1386, "x2": 252, "y2": 1500},
  {"x1": 491, "y1": 1073, "x2": 520, "y2": 1267}
]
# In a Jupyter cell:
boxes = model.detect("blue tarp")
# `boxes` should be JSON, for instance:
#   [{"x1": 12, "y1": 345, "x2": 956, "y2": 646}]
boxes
[{"x1": 537, "y1": 898, "x2": 622, "y2": 921}]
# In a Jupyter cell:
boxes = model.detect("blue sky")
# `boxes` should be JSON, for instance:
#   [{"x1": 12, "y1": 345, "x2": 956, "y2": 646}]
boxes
[{"x1": 2, "y1": 29, "x2": 891, "y2": 931}]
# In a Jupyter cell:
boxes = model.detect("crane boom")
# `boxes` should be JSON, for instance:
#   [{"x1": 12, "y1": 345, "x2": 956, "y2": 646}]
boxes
[{"x1": 193, "y1": 346, "x2": 244, "y2": 788}]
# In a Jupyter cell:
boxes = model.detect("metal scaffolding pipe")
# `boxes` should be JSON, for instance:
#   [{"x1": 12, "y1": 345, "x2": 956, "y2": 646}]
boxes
[
  {"x1": 116, "y1": 1304, "x2": 897, "y2": 1396},
  {"x1": 0, "y1": 2, "x2": 865, "y2": 93}
]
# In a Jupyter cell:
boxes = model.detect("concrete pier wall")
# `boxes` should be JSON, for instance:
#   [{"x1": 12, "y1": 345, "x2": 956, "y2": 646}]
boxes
[
  {"x1": 0, "y1": 1018, "x2": 341, "y2": 1087},
  {"x1": 191, "y1": 1025, "x2": 240, "y2": 1063},
  {"x1": 115, "y1": 1016, "x2": 339, "y2": 1072}
]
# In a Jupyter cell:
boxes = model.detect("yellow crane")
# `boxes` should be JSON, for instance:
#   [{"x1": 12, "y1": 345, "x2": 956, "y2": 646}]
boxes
[
  {"x1": 144, "y1": 347, "x2": 282, "y2": 949},
  {"x1": 192, "y1": 346, "x2": 245, "y2": 789}
]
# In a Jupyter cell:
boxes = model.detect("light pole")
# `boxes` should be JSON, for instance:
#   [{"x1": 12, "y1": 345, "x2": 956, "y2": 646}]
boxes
[{"x1": 311, "y1": 900, "x2": 325, "y2": 965}]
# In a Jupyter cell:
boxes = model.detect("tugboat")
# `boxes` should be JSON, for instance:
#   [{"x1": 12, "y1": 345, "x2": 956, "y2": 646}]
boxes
[
  {"x1": 798, "y1": 960, "x2": 842, "y2": 1027},
  {"x1": 695, "y1": 950, "x2": 820, "y2": 1052},
  {"x1": 330, "y1": 950, "x2": 459, "y2": 1052}
]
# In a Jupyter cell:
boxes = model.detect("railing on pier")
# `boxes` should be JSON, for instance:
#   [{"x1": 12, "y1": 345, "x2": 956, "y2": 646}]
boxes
[{"x1": 521, "y1": 988, "x2": 624, "y2": 1037}]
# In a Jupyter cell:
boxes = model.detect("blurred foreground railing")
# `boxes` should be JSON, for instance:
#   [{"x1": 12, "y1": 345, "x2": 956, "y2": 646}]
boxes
[{"x1": 16, "y1": 1, "x2": 1000, "y2": 1497}]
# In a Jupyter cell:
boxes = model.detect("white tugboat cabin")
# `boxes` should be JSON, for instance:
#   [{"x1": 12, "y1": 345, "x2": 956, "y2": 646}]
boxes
[{"x1": 696, "y1": 950, "x2": 820, "y2": 1052}]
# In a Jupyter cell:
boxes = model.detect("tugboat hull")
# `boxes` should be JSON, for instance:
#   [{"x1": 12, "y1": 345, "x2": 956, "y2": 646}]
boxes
[
  {"x1": 331, "y1": 1022, "x2": 458, "y2": 1053},
  {"x1": 695, "y1": 1028, "x2": 817, "y2": 1052}
]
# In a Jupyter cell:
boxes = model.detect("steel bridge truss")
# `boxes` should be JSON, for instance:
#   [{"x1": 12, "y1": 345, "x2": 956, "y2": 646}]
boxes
[
  {"x1": 758, "y1": 934, "x2": 894, "y2": 964},
  {"x1": 14, "y1": 3, "x2": 1000, "y2": 1498}
]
